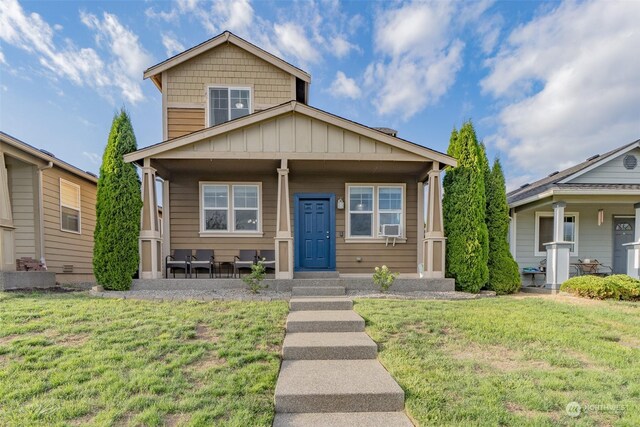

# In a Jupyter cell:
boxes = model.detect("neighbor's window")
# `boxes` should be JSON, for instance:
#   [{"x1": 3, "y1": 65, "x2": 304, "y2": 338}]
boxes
[
  {"x1": 201, "y1": 183, "x2": 260, "y2": 233},
  {"x1": 347, "y1": 184, "x2": 405, "y2": 239},
  {"x1": 60, "y1": 179, "x2": 81, "y2": 233},
  {"x1": 209, "y1": 87, "x2": 251, "y2": 126},
  {"x1": 535, "y1": 213, "x2": 577, "y2": 255}
]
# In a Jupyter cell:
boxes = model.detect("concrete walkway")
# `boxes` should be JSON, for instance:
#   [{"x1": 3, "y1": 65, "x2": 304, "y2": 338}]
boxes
[{"x1": 273, "y1": 286, "x2": 413, "y2": 426}]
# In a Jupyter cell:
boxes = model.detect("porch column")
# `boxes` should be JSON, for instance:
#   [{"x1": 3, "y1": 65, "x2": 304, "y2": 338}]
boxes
[
  {"x1": 139, "y1": 159, "x2": 162, "y2": 279},
  {"x1": 0, "y1": 152, "x2": 16, "y2": 271},
  {"x1": 624, "y1": 202, "x2": 640, "y2": 278},
  {"x1": 544, "y1": 201, "x2": 572, "y2": 292},
  {"x1": 162, "y1": 179, "x2": 171, "y2": 277},
  {"x1": 423, "y1": 165, "x2": 446, "y2": 278},
  {"x1": 275, "y1": 159, "x2": 293, "y2": 279},
  {"x1": 416, "y1": 181, "x2": 425, "y2": 276}
]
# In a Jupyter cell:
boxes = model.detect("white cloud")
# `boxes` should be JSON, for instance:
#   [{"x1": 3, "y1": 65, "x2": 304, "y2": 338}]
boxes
[
  {"x1": 482, "y1": 0, "x2": 640, "y2": 178},
  {"x1": 273, "y1": 22, "x2": 320, "y2": 64},
  {"x1": 0, "y1": 50, "x2": 5, "y2": 64},
  {"x1": 161, "y1": 33, "x2": 185, "y2": 57},
  {"x1": 212, "y1": 0, "x2": 254, "y2": 34},
  {"x1": 82, "y1": 151, "x2": 101, "y2": 165},
  {"x1": 330, "y1": 35, "x2": 360, "y2": 58},
  {"x1": 330, "y1": 71, "x2": 361, "y2": 99}
]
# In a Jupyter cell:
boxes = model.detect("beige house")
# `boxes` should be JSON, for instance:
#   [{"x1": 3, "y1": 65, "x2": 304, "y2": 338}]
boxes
[
  {"x1": 125, "y1": 31, "x2": 456, "y2": 280},
  {"x1": 0, "y1": 132, "x2": 98, "y2": 284}
]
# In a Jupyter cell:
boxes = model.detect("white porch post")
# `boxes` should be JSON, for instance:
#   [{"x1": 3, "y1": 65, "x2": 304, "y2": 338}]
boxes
[
  {"x1": 544, "y1": 201, "x2": 572, "y2": 292},
  {"x1": 423, "y1": 164, "x2": 446, "y2": 278},
  {"x1": 139, "y1": 159, "x2": 162, "y2": 279},
  {"x1": 162, "y1": 179, "x2": 171, "y2": 278},
  {"x1": 0, "y1": 152, "x2": 16, "y2": 271},
  {"x1": 624, "y1": 202, "x2": 640, "y2": 278},
  {"x1": 417, "y1": 181, "x2": 425, "y2": 276},
  {"x1": 275, "y1": 159, "x2": 293, "y2": 279}
]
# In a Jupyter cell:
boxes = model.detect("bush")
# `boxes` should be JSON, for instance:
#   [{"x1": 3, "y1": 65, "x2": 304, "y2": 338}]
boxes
[
  {"x1": 243, "y1": 260, "x2": 266, "y2": 294},
  {"x1": 373, "y1": 265, "x2": 399, "y2": 293},
  {"x1": 560, "y1": 274, "x2": 640, "y2": 301}
]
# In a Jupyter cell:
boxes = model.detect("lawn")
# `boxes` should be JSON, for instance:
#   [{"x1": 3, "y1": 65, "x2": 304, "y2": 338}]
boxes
[
  {"x1": 355, "y1": 295, "x2": 640, "y2": 427},
  {"x1": 0, "y1": 292, "x2": 288, "y2": 426}
]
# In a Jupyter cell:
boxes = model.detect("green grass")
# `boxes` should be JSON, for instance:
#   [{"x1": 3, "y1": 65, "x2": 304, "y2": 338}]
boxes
[
  {"x1": 354, "y1": 296, "x2": 640, "y2": 427},
  {"x1": 0, "y1": 292, "x2": 288, "y2": 426}
]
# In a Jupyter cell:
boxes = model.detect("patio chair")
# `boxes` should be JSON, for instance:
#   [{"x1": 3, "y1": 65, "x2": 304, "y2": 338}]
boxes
[
  {"x1": 234, "y1": 250, "x2": 257, "y2": 277},
  {"x1": 191, "y1": 249, "x2": 215, "y2": 278},
  {"x1": 578, "y1": 259, "x2": 613, "y2": 276},
  {"x1": 259, "y1": 250, "x2": 276, "y2": 272},
  {"x1": 165, "y1": 249, "x2": 192, "y2": 278}
]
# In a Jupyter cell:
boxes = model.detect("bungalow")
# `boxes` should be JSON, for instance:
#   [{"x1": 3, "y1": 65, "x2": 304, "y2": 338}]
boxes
[
  {"x1": 0, "y1": 132, "x2": 98, "y2": 285},
  {"x1": 507, "y1": 138, "x2": 640, "y2": 289},
  {"x1": 124, "y1": 31, "x2": 456, "y2": 281}
]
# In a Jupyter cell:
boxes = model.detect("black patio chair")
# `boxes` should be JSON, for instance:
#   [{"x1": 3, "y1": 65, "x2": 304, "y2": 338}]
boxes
[
  {"x1": 191, "y1": 249, "x2": 215, "y2": 278},
  {"x1": 259, "y1": 250, "x2": 276, "y2": 272},
  {"x1": 165, "y1": 249, "x2": 192, "y2": 278},
  {"x1": 234, "y1": 250, "x2": 257, "y2": 277}
]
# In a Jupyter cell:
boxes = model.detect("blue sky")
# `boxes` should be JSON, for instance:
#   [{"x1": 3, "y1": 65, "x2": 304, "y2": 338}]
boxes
[{"x1": 1, "y1": 0, "x2": 639, "y2": 189}]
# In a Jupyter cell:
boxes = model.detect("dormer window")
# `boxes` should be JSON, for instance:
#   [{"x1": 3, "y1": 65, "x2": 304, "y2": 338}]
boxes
[{"x1": 208, "y1": 86, "x2": 251, "y2": 126}]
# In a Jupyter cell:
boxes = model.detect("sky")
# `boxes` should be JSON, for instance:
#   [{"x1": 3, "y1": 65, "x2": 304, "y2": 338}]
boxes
[{"x1": 1, "y1": 0, "x2": 639, "y2": 190}]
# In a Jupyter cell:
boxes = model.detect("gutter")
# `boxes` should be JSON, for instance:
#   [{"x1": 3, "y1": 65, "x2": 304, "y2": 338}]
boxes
[{"x1": 509, "y1": 187, "x2": 640, "y2": 208}]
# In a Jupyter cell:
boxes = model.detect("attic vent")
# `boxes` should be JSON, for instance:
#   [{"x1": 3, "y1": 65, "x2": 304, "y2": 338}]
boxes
[
  {"x1": 519, "y1": 183, "x2": 530, "y2": 189},
  {"x1": 39, "y1": 149, "x2": 55, "y2": 158},
  {"x1": 62, "y1": 264, "x2": 74, "y2": 273},
  {"x1": 548, "y1": 171, "x2": 559, "y2": 177},
  {"x1": 586, "y1": 154, "x2": 600, "y2": 161},
  {"x1": 624, "y1": 154, "x2": 637, "y2": 170},
  {"x1": 373, "y1": 127, "x2": 398, "y2": 137}
]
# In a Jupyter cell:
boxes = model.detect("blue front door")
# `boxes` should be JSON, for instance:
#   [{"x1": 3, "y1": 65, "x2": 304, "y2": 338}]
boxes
[{"x1": 296, "y1": 196, "x2": 334, "y2": 270}]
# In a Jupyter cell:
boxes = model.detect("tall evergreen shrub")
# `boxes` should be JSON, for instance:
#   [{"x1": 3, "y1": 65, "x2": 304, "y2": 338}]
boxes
[
  {"x1": 443, "y1": 121, "x2": 489, "y2": 292},
  {"x1": 93, "y1": 110, "x2": 142, "y2": 290}
]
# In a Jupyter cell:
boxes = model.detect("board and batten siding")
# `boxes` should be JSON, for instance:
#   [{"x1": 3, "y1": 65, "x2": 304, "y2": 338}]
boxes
[
  {"x1": 570, "y1": 147, "x2": 640, "y2": 184},
  {"x1": 41, "y1": 167, "x2": 96, "y2": 281},
  {"x1": 6, "y1": 158, "x2": 38, "y2": 260},
  {"x1": 514, "y1": 203, "x2": 635, "y2": 271}
]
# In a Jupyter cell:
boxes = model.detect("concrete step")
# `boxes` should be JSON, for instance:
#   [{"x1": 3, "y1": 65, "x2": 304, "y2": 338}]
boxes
[
  {"x1": 273, "y1": 412, "x2": 413, "y2": 426},
  {"x1": 291, "y1": 286, "x2": 345, "y2": 296},
  {"x1": 286, "y1": 310, "x2": 365, "y2": 333},
  {"x1": 293, "y1": 271, "x2": 340, "y2": 279},
  {"x1": 290, "y1": 297, "x2": 353, "y2": 311},
  {"x1": 283, "y1": 332, "x2": 377, "y2": 360},
  {"x1": 275, "y1": 359, "x2": 405, "y2": 413}
]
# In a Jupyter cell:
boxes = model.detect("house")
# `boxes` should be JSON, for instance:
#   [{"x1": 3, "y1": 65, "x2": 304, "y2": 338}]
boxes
[
  {"x1": 124, "y1": 31, "x2": 456, "y2": 281},
  {"x1": 507, "y1": 138, "x2": 640, "y2": 289},
  {"x1": 0, "y1": 131, "x2": 98, "y2": 285}
]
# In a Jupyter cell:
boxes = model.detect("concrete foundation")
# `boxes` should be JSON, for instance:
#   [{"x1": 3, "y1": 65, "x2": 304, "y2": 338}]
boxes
[{"x1": 0, "y1": 271, "x2": 57, "y2": 290}]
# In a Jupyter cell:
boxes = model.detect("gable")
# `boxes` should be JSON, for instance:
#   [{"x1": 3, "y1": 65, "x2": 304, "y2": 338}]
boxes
[{"x1": 567, "y1": 147, "x2": 640, "y2": 184}]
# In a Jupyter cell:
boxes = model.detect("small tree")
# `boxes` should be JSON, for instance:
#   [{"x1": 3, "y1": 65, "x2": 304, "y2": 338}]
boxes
[
  {"x1": 93, "y1": 109, "x2": 142, "y2": 290},
  {"x1": 486, "y1": 159, "x2": 521, "y2": 294},
  {"x1": 243, "y1": 260, "x2": 267, "y2": 293},
  {"x1": 443, "y1": 121, "x2": 489, "y2": 293}
]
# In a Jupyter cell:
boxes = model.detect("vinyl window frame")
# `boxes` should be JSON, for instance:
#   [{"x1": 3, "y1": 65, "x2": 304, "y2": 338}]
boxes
[
  {"x1": 199, "y1": 182, "x2": 263, "y2": 237},
  {"x1": 534, "y1": 211, "x2": 579, "y2": 256},
  {"x1": 205, "y1": 85, "x2": 253, "y2": 127},
  {"x1": 59, "y1": 178, "x2": 81, "y2": 234},
  {"x1": 345, "y1": 183, "x2": 406, "y2": 243}
]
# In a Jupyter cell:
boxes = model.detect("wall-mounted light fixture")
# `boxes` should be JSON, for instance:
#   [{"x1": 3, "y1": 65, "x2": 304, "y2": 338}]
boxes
[
  {"x1": 598, "y1": 209, "x2": 604, "y2": 226},
  {"x1": 337, "y1": 197, "x2": 345, "y2": 210}
]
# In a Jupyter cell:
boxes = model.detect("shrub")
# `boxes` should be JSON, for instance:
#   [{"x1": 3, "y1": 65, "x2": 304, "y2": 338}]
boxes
[
  {"x1": 373, "y1": 265, "x2": 399, "y2": 293},
  {"x1": 243, "y1": 260, "x2": 266, "y2": 294},
  {"x1": 604, "y1": 275, "x2": 640, "y2": 301},
  {"x1": 560, "y1": 276, "x2": 620, "y2": 300}
]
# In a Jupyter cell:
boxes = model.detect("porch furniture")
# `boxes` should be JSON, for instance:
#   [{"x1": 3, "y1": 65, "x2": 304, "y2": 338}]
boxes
[
  {"x1": 234, "y1": 250, "x2": 257, "y2": 277},
  {"x1": 165, "y1": 249, "x2": 192, "y2": 278},
  {"x1": 573, "y1": 259, "x2": 613, "y2": 277},
  {"x1": 215, "y1": 261, "x2": 234, "y2": 278},
  {"x1": 259, "y1": 250, "x2": 276, "y2": 272},
  {"x1": 191, "y1": 250, "x2": 215, "y2": 278}
]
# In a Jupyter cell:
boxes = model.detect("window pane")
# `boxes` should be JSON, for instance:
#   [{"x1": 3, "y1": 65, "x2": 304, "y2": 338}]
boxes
[
  {"x1": 538, "y1": 217, "x2": 553, "y2": 253},
  {"x1": 60, "y1": 181, "x2": 80, "y2": 209},
  {"x1": 235, "y1": 209, "x2": 258, "y2": 231},
  {"x1": 233, "y1": 185, "x2": 258, "y2": 208},
  {"x1": 350, "y1": 213, "x2": 372, "y2": 236},
  {"x1": 61, "y1": 206, "x2": 80, "y2": 232},
  {"x1": 230, "y1": 89, "x2": 250, "y2": 120},
  {"x1": 210, "y1": 88, "x2": 229, "y2": 125},
  {"x1": 564, "y1": 216, "x2": 575, "y2": 252},
  {"x1": 349, "y1": 187, "x2": 373, "y2": 211},
  {"x1": 205, "y1": 209, "x2": 227, "y2": 230},
  {"x1": 379, "y1": 212, "x2": 401, "y2": 227},
  {"x1": 379, "y1": 187, "x2": 402, "y2": 210},
  {"x1": 203, "y1": 185, "x2": 228, "y2": 208}
]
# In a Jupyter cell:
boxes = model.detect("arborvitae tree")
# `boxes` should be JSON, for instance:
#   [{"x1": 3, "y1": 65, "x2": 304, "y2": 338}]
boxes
[
  {"x1": 93, "y1": 110, "x2": 142, "y2": 290},
  {"x1": 486, "y1": 159, "x2": 521, "y2": 294},
  {"x1": 443, "y1": 121, "x2": 489, "y2": 293}
]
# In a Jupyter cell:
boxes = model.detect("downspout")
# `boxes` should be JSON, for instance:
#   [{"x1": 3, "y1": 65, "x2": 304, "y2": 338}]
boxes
[{"x1": 38, "y1": 161, "x2": 53, "y2": 269}]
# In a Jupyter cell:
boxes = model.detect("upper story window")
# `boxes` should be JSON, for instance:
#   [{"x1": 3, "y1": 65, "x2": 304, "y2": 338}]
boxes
[
  {"x1": 208, "y1": 87, "x2": 251, "y2": 126},
  {"x1": 60, "y1": 178, "x2": 81, "y2": 233}
]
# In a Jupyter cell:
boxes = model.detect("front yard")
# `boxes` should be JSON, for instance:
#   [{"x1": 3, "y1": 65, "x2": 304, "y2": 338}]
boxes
[
  {"x1": 355, "y1": 295, "x2": 640, "y2": 426},
  {"x1": 0, "y1": 292, "x2": 288, "y2": 426}
]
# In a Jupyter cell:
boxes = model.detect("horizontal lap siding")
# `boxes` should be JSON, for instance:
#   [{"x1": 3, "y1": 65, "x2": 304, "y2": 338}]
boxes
[
  {"x1": 570, "y1": 147, "x2": 640, "y2": 184},
  {"x1": 168, "y1": 108, "x2": 205, "y2": 139},
  {"x1": 7, "y1": 160, "x2": 37, "y2": 259},
  {"x1": 42, "y1": 168, "x2": 96, "y2": 280}
]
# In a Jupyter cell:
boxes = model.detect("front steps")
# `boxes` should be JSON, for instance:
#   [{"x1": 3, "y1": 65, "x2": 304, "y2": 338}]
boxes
[
  {"x1": 291, "y1": 286, "x2": 345, "y2": 296},
  {"x1": 273, "y1": 286, "x2": 412, "y2": 426}
]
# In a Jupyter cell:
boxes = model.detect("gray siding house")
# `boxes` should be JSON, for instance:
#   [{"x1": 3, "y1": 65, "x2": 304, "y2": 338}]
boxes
[{"x1": 507, "y1": 138, "x2": 640, "y2": 288}]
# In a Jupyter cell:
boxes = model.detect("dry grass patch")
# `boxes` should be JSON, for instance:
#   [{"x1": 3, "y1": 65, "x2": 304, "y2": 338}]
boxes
[
  {"x1": 190, "y1": 351, "x2": 227, "y2": 371},
  {"x1": 449, "y1": 342, "x2": 552, "y2": 372},
  {"x1": 195, "y1": 323, "x2": 219, "y2": 342},
  {"x1": 57, "y1": 333, "x2": 90, "y2": 347}
]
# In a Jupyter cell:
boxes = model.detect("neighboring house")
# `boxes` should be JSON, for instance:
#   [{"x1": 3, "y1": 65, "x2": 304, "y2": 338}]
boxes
[
  {"x1": 507, "y1": 138, "x2": 640, "y2": 287},
  {"x1": 0, "y1": 132, "x2": 98, "y2": 284},
  {"x1": 124, "y1": 31, "x2": 456, "y2": 280}
]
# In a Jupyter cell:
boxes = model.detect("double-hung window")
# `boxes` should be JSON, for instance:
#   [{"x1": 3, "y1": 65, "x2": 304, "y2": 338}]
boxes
[
  {"x1": 60, "y1": 179, "x2": 81, "y2": 233},
  {"x1": 348, "y1": 186, "x2": 374, "y2": 237},
  {"x1": 378, "y1": 187, "x2": 403, "y2": 235},
  {"x1": 201, "y1": 183, "x2": 261, "y2": 234},
  {"x1": 346, "y1": 184, "x2": 405, "y2": 240},
  {"x1": 208, "y1": 87, "x2": 251, "y2": 126},
  {"x1": 534, "y1": 212, "x2": 578, "y2": 255}
]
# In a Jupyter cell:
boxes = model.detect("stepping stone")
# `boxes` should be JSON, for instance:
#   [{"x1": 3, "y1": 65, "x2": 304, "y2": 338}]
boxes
[
  {"x1": 275, "y1": 359, "x2": 405, "y2": 413},
  {"x1": 291, "y1": 286, "x2": 345, "y2": 296},
  {"x1": 290, "y1": 297, "x2": 353, "y2": 311},
  {"x1": 286, "y1": 310, "x2": 365, "y2": 333},
  {"x1": 283, "y1": 332, "x2": 377, "y2": 360},
  {"x1": 273, "y1": 412, "x2": 413, "y2": 427}
]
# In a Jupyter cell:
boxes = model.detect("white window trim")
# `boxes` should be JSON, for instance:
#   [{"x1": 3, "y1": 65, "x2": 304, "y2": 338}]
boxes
[
  {"x1": 199, "y1": 182, "x2": 263, "y2": 237},
  {"x1": 345, "y1": 183, "x2": 407, "y2": 243},
  {"x1": 205, "y1": 85, "x2": 254, "y2": 127},
  {"x1": 59, "y1": 178, "x2": 81, "y2": 234},
  {"x1": 534, "y1": 211, "x2": 579, "y2": 256}
]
